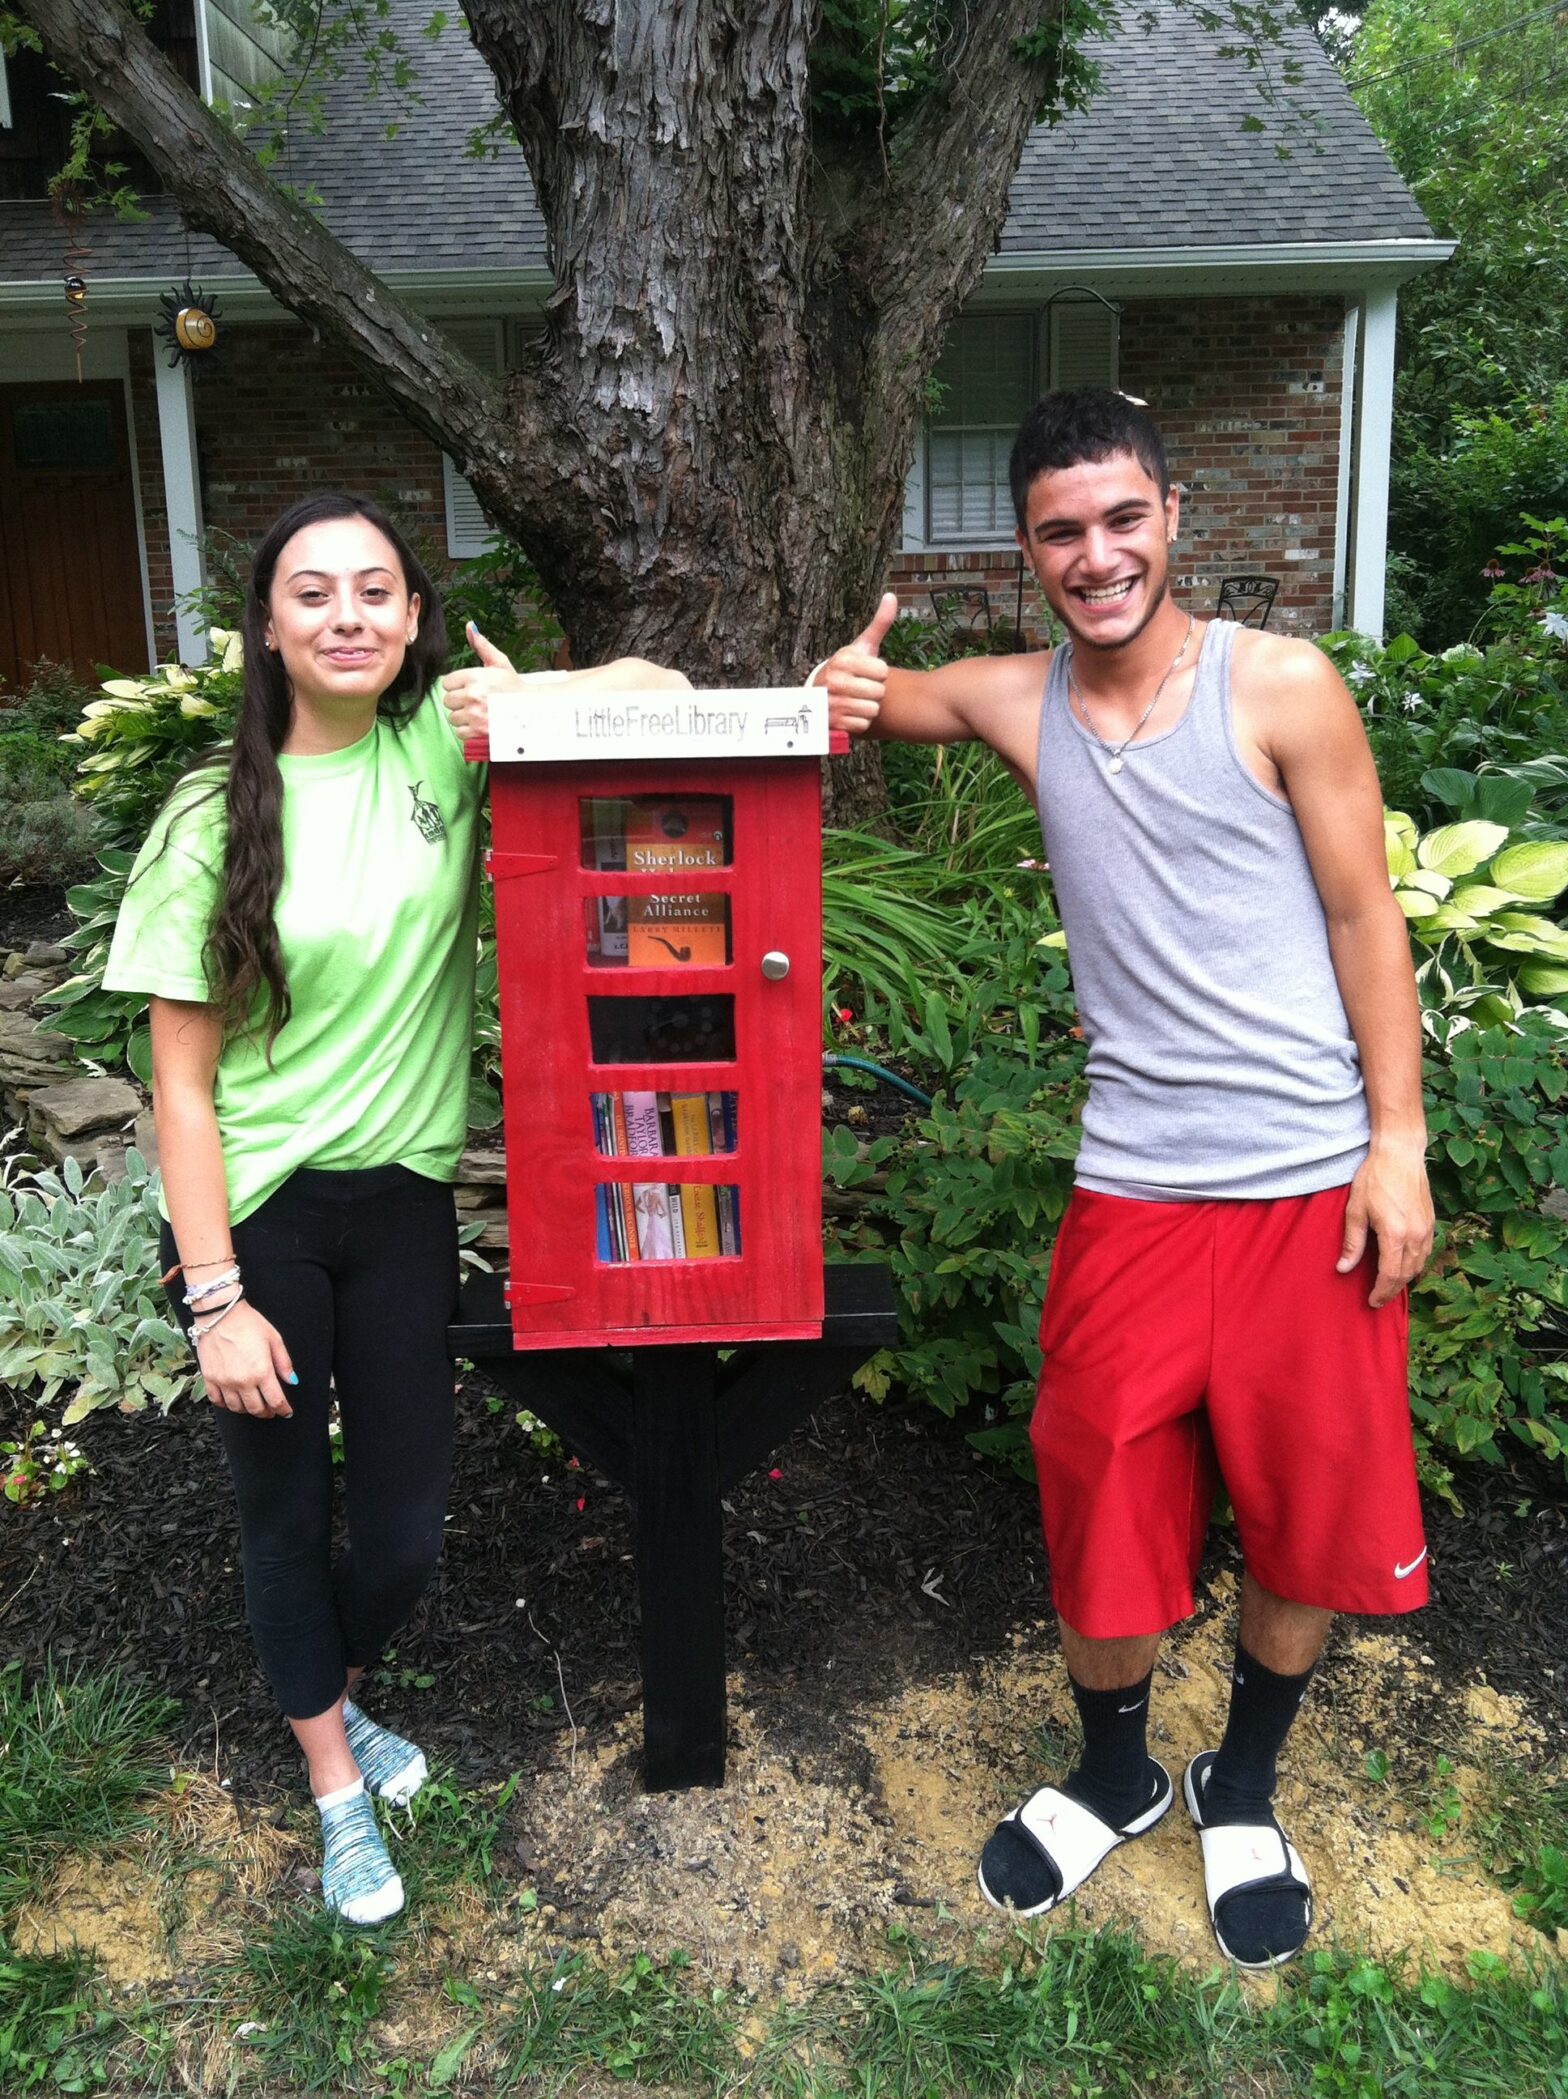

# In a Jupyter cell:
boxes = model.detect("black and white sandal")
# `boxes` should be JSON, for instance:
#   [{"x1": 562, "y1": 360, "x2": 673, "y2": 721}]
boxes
[
  {"x1": 977, "y1": 1764, "x2": 1174, "y2": 1918},
  {"x1": 1183, "y1": 1751, "x2": 1313, "y2": 1969}
]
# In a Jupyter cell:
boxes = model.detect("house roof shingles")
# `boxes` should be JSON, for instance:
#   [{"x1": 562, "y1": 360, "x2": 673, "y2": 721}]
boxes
[
  {"x1": 0, "y1": 0, "x2": 1432, "y2": 291},
  {"x1": 1003, "y1": 3, "x2": 1433, "y2": 251}
]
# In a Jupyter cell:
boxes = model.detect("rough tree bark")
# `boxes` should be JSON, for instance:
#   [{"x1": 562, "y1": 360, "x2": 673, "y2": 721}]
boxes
[{"x1": 17, "y1": 0, "x2": 1067, "y2": 727}]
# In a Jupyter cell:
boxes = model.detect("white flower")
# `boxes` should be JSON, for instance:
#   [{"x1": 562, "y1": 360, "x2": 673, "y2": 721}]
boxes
[
  {"x1": 1346, "y1": 663, "x2": 1375, "y2": 687},
  {"x1": 1542, "y1": 609, "x2": 1568, "y2": 642},
  {"x1": 1402, "y1": 692, "x2": 1424, "y2": 713}
]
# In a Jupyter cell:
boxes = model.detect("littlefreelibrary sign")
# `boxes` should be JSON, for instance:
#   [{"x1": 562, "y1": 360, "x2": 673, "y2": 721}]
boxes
[{"x1": 486, "y1": 682, "x2": 828, "y2": 764}]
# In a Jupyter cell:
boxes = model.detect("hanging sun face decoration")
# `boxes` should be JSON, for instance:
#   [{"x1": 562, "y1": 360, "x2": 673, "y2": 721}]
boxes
[{"x1": 156, "y1": 281, "x2": 223, "y2": 370}]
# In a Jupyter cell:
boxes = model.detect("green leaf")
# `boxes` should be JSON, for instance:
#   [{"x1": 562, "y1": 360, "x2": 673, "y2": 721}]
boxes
[
  {"x1": 466, "y1": 1075, "x2": 502, "y2": 1130},
  {"x1": 1384, "y1": 811, "x2": 1419, "y2": 879},
  {"x1": 127, "y1": 1028, "x2": 153, "y2": 1086},
  {"x1": 1395, "y1": 888, "x2": 1441, "y2": 920},
  {"x1": 1489, "y1": 841, "x2": 1568, "y2": 903},
  {"x1": 1418, "y1": 821, "x2": 1511, "y2": 879},
  {"x1": 1518, "y1": 964, "x2": 1568, "y2": 997},
  {"x1": 1420, "y1": 768, "x2": 1480, "y2": 813}
]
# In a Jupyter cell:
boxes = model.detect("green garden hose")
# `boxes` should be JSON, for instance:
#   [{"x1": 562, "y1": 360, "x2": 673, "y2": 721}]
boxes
[{"x1": 822, "y1": 1053, "x2": 933, "y2": 1109}]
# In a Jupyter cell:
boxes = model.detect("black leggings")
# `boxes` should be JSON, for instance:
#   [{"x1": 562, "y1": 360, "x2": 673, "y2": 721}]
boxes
[{"x1": 162, "y1": 1164, "x2": 459, "y2": 1721}]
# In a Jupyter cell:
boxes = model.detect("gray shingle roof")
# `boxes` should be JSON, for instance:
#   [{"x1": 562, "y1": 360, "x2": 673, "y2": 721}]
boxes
[
  {"x1": 0, "y1": 0, "x2": 1430, "y2": 289},
  {"x1": 1003, "y1": 1, "x2": 1434, "y2": 250}
]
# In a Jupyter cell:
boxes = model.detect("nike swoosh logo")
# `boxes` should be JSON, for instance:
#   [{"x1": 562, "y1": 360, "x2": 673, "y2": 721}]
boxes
[
  {"x1": 1394, "y1": 1549, "x2": 1428, "y2": 1580},
  {"x1": 1117, "y1": 1698, "x2": 1147, "y2": 1714}
]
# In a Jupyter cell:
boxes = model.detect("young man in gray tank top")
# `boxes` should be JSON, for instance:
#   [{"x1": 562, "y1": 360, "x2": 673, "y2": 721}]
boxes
[{"x1": 814, "y1": 389, "x2": 1434, "y2": 1969}]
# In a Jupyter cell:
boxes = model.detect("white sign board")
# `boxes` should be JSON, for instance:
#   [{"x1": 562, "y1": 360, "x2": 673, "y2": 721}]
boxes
[{"x1": 486, "y1": 683, "x2": 828, "y2": 764}]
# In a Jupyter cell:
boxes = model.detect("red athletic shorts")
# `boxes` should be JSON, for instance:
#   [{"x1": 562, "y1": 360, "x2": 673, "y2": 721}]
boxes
[{"x1": 1030, "y1": 1184, "x2": 1429, "y2": 1639}]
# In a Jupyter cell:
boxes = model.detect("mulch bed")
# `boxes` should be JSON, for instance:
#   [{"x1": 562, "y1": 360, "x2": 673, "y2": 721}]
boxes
[
  {"x1": 2, "y1": 1371, "x2": 1565, "y2": 1804},
  {"x1": 0, "y1": 883, "x2": 74, "y2": 951}
]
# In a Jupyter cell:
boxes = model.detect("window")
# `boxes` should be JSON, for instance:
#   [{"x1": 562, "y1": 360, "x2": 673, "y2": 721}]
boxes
[
  {"x1": 925, "y1": 314, "x2": 1038, "y2": 545},
  {"x1": 908, "y1": 297, "x2": 1120, "y2": 549}
]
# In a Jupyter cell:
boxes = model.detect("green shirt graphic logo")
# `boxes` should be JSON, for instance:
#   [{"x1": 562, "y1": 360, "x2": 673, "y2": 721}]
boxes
[{"x1": 408, "y1": 780, "x2": 446, "y2": 843}]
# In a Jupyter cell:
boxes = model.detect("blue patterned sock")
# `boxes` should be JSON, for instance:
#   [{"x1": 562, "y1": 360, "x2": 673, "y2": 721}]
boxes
[
  {"x1": 317, "y1": 1780, "x2": 403, "y2": 1926},
  {"x1": 342, "y1": 1698, "x2": 428, "y2": 1806}
]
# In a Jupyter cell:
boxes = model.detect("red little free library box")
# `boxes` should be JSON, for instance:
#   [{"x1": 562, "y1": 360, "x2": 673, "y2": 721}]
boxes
[{"x1": 482, "y1": 683, "x2": 843, "y2": 1352}]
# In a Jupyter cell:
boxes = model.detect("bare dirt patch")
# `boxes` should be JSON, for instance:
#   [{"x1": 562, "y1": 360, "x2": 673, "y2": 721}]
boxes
[{"x1": 507, "y1": 1575, "x2": 1540, "y2": 1996}]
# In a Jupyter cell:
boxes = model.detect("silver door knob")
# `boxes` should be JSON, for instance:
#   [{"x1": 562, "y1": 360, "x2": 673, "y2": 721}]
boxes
[{"x1": 760, "y1": 950, "x2": 790, "y2": 981}]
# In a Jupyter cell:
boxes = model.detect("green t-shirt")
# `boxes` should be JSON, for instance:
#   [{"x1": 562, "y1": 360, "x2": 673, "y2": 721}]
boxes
[{"x1": 104, "y1": 689, "x2": 485, "y2": 1224}]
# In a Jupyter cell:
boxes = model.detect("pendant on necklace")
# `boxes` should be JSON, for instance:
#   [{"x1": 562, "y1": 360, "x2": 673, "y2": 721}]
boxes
[{"x1": 1108, "y1": 756, "x2": 1124, "y2": 775}]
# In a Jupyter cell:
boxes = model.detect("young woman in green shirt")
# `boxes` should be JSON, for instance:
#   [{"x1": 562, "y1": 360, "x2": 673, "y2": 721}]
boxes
[{"x1": 106, "y1": 493, "x2": 686, "y2": 1923}]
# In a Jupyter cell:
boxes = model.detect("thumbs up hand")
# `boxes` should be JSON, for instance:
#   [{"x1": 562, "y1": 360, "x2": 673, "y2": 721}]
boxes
[
  {"x1": 440, "y1": 621, "x2": 529, "y2": 755},
  {"x1": 811, "y1": 592, "x2": 899, "y2": 736}
]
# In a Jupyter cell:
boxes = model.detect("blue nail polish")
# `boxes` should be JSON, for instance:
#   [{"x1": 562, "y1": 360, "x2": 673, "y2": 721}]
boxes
[{"x1": 287, "y1": 1372, "x2": 299, "y2": 1385}]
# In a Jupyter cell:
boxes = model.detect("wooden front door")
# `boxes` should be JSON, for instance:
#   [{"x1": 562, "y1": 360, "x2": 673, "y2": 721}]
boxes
[{"x1": 0, "y1": 382, "x2": 148, "y2": 688}]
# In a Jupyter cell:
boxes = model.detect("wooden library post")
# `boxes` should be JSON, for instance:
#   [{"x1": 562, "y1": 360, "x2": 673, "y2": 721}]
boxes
[{"x1": 450, "y1": 686, "x2": 898, "y2": 1790}]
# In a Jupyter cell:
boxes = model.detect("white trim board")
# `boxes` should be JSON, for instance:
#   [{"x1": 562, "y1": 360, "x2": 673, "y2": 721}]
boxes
[{"x1": 152, "y1": 340, "x2": 210, "y2": 665}]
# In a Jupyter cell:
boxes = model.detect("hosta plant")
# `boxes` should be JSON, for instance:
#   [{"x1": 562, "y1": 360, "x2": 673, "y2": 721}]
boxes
[
  {"x1": 1384, "y1": 808, "x2": 1568, "y2": 1026},
  {"x1": 39, "y1": 637, "x2": 239, "y2": 1082}
]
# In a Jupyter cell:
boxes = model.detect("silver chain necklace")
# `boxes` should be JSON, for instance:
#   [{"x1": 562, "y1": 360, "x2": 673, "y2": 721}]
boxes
[{"x1": 1066, "y1": 613, "x2": 1195, "y2": 776}]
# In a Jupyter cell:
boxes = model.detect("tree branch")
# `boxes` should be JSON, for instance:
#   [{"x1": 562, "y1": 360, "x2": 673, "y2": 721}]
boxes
[
  {"x1": 871, "y1": 0, "x2": 1075, "y2": 322},
  {"x1": 13, "y1": 0, "x2": 550, "y2": 498}
]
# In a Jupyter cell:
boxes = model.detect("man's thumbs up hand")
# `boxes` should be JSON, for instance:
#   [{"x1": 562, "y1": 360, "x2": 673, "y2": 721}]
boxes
[{"x1": 812, "y1": 590, "x2": 898, "y2": 736}]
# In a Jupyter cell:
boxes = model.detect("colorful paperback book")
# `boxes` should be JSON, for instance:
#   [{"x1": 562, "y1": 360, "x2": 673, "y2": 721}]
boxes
[
  {"x1": 670, "y1": 1094, "x2": 721, "y2": 1258},
  {"x1": 625, "y1": 799, "x2": 728, "y2": 968},
  {"x1": 608, "y1": 1096, "x2": 641, "y2": 1260},
  {"x1": 622, "y1": 1091, "x2": 673, "y2": 1259}
]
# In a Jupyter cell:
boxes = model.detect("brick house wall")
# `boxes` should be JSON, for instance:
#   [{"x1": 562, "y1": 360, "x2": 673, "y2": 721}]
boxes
[
  {"x1": 139, "y1": 323, "x2": 453, "y2": 658},
  {"x1": 888, "y1": 293, "x2": 1346, "y2": 644},
  {"x1": 135, "y1": 295, "x2": 1346, "y2": 660}
]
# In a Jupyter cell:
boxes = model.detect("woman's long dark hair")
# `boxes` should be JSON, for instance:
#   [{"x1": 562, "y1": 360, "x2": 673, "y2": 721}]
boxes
[{"x1": 202, "y1": 492, "x2": 447, "y2": 1045}]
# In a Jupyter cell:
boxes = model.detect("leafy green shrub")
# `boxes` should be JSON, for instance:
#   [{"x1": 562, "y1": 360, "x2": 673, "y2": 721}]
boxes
[
  {"x1": 1412, "y1": 1012, "x2": 1568, "y2": 1492},
  {"x1": 1389, "y1": 393, "x2": 1568, "y2": 647},
  {"x1": 38, "y1": 642, "x2": 239, "y2": 1081},
  {"x1": 1326, "y1": 566, "x2": 1568, "y2": 835},
  {"x1": 0, "y1": 1149, "x2": 191, "y2": 1426},
  {"x1": 826, "y1": 903, "x2": 1086, "y2": 1462},
  {"x1": 0, "y1": 662, "x2": 100, "y2": 884}
]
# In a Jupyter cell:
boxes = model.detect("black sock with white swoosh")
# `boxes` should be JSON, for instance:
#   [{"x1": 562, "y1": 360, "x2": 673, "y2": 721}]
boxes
[
  {"x1": 1060, "y1": 1669, "x2": 1164, "y2": 1829},
  {"x1": 1202, "y1": 1643, "x2": 1315, "y2": 1826}
]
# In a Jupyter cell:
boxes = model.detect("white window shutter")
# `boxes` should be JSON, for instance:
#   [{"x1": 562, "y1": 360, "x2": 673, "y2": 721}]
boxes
[
  {"x1": 0, "y1": 53, "x2": 12, "y2": 128},
  {"x1": 441, "y1": 321, "x2": 504, "y2": 559},
  {"x1": 1050, "y1": 300, "x2": 1119, "y2": 390}
]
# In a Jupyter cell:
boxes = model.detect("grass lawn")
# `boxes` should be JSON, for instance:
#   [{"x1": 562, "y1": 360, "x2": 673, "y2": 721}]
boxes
[{"x1": 2, "y1": 1658, "x2": 1565, "y2": 2097}]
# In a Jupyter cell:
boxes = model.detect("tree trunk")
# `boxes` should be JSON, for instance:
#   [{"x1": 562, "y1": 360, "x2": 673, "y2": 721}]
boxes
[{"x1": 18, "y1": 0, "x2": 1064, "y2": 755}]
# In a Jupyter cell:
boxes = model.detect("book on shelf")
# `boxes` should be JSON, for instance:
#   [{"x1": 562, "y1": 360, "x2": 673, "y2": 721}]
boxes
[
  {"x1": 585, "y1": 799, "x2": 628, "y2": 966},
  {"x1": 625, "y1": 799, "x2": 729, "y2": 969},
  {"x1": 669, "y1": 1093, "x2": 721, "y2": 1259},
  {"x1": 621, "y1": 1090, "x2": 674, "y2": 1260}
]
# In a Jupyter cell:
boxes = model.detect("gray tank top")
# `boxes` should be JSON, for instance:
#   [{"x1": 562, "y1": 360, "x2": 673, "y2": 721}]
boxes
[{"x1": 1034, "y1": 618, "x2": 1369, "y2": 1201}]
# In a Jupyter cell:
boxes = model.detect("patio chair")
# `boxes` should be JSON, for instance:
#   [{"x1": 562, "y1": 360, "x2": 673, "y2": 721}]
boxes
[
  {"x1": 928, "y1": 585, "x2": 993, "y2": 638},
  {"x1": 1216, "y1": 574, "x2": 1278, "y2": 629}
]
